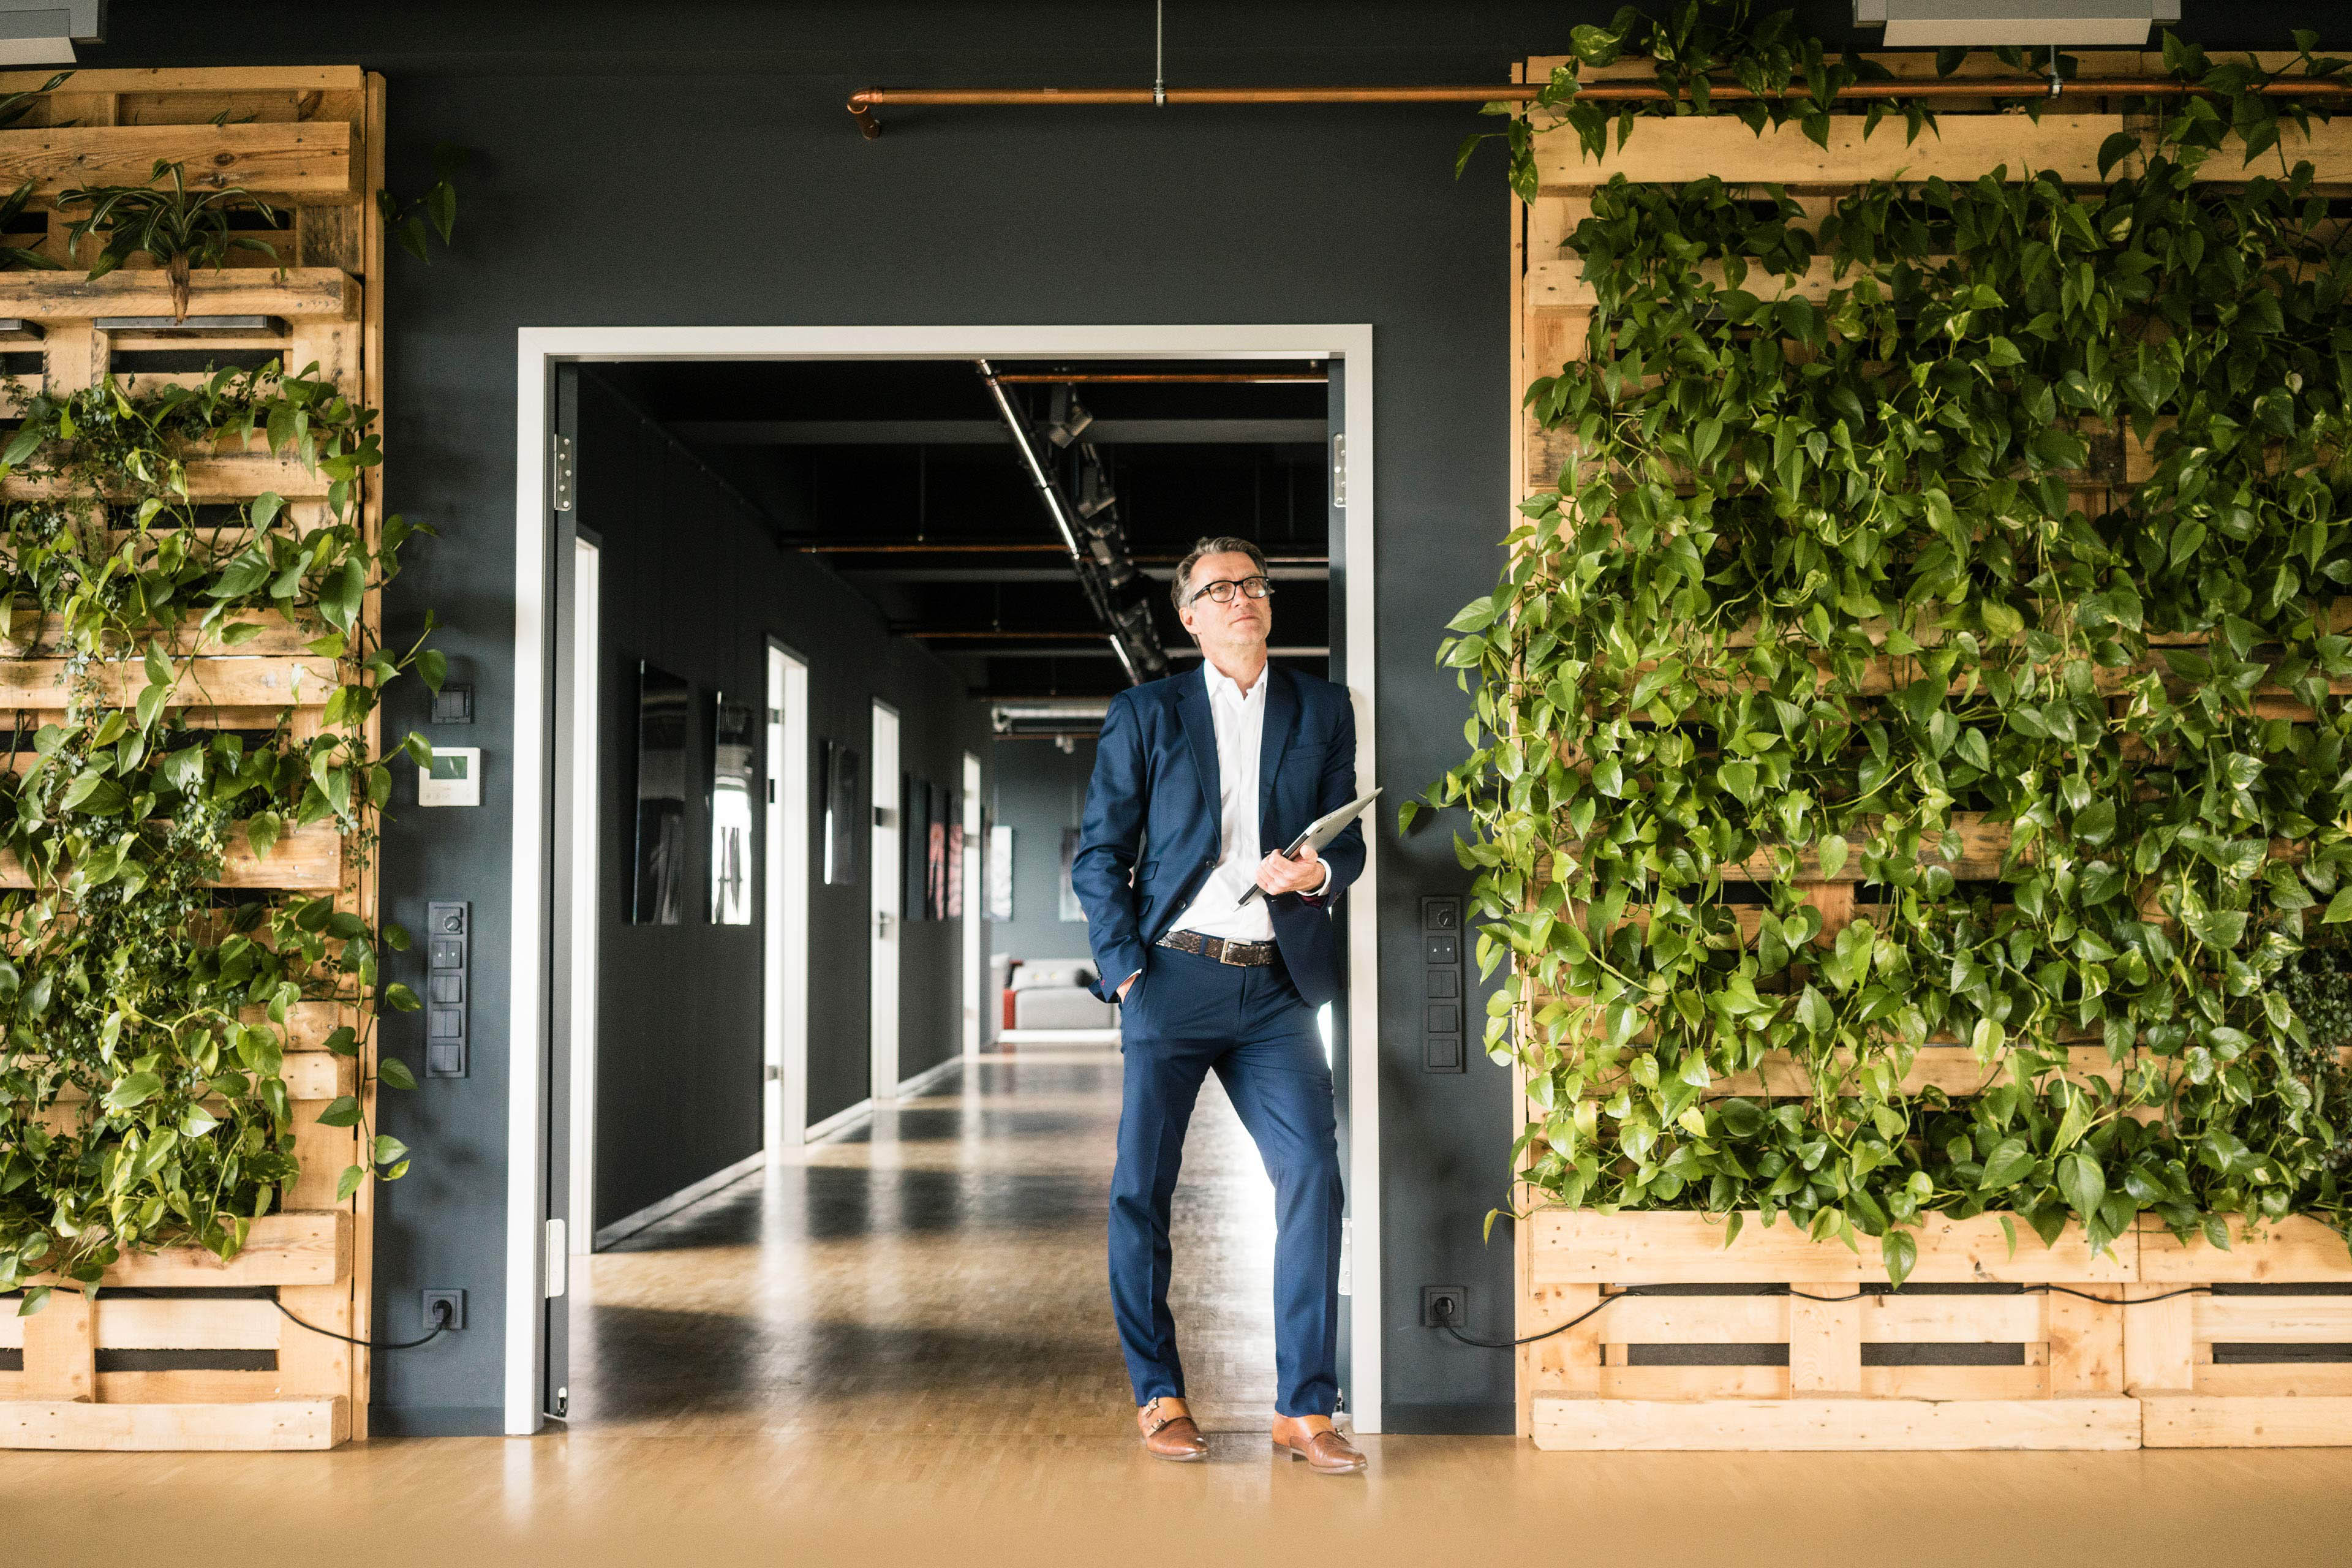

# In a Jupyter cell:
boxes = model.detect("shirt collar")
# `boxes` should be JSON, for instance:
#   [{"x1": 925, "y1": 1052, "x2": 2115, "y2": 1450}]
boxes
[{"x1": 1203, "y1": 658, "x2": 1266, "y2": 707}]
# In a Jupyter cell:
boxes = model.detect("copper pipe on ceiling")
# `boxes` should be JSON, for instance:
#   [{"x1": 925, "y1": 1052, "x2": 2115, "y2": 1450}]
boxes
[
  {"x1": 847, "y1": 74, "x2": 2352, "y2": 137},
  {"x1": 987, "y1": 372, "x2": 1327, "y2": 384}
]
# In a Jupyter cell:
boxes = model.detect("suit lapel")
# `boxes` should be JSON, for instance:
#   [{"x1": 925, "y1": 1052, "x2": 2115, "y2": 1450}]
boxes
[
  {"x1": 1257, "y1": 665, "x2": 1299, "y2": 844},
  {"x1": 1175, "y1": 668, "x2": 1221, "y2": 828}
]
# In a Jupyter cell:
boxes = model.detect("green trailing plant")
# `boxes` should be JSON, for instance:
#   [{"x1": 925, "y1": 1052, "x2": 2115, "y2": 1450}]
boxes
[
  {"x1": 0, "y1": 364, "x2": 439, "y2": 1310},
  {"x1": 0, "y1": 70, "x2": 72, "y2": 132},
  {"x1": 1462, "y1": 5, "x2": 2352, "y2": 203},
  {"x1": 57, "y1": 159, "x2": 284, "y2": 322},
  {"x1": 1420, "y1": 34, "x2": 2352, "y2": 1284},
  {"x1": 375, "y1": 142, "x2": 466, "y2": 265},
  {"x1": 0, "y1": 181, "x2": 58, "y2": 272}
]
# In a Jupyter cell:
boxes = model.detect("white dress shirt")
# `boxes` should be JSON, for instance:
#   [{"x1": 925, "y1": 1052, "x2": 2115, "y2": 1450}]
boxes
[{"x1": 1166, "y1": 659, "x2": 1330, "y2": 943}]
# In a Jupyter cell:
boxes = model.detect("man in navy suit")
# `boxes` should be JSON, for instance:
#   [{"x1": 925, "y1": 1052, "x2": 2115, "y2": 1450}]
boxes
[{"x1": 1072, "y1": 536, "x2": 1366, "y2": 1474}]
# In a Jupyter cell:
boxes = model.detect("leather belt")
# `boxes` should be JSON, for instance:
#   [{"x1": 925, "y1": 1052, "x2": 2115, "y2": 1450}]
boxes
[{"x1": 1157, "y1": 929, "x2": 1277, "y2": 967}]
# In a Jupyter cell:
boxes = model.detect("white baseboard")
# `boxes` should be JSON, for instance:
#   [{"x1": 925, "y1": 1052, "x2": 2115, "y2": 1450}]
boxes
[
  {"x1": 802, "y1": 1096, "x2": 875, "y2": 1145},
  {"x1": 894, "y1": 1055, "x2": 964, "y2": 1099},
  {"x1": 590, "y1": 1150, "x2": 764, "y2": 1250}
]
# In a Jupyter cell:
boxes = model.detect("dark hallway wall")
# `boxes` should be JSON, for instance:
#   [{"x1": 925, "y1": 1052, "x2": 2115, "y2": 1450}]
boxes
[
  {"x1": 986, "y1": 738, "x2": 1098, "y2": 967},
  {"x1": 576, "y1": 371, "x2": 987, "y2": 1232},
  {"x1": 82, "y1": 1, "x2": 2327, "y2": 1436}
]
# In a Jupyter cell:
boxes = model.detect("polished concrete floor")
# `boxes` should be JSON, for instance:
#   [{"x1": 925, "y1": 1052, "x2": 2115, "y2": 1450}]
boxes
[{"x1": 7, "y1": 1044, "x2": 2352, "y2": 1566}]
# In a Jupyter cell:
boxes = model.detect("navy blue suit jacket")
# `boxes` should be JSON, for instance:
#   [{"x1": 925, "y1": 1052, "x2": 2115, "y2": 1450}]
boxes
[{"x1": 1072, "y1": 662, "x2": 1363, "y2": 1009}]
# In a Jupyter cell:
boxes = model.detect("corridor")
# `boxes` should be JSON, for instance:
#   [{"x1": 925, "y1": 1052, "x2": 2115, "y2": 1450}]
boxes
[{"x1": 568, "y1": 1045, "x2": 1284, "y2": 1436}]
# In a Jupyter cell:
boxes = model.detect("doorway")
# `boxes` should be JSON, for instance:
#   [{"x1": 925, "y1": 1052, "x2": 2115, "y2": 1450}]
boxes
[
  {"x1": 764, "y1": 643, "x2": 812, "y2": 1150},
  {"x1": 870, "y1": 700, "x2": 903, "y2": 1102},
  {"x1": 510, "y1": 326, "x2": 1382, "y2": 1437}
]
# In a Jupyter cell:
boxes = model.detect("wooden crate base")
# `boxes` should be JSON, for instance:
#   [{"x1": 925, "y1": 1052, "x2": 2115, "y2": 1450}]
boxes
[
  {"x1": 1533, "y1": 1395, "x2": 2143, "y2": 1452},
  {"x1": 2141, "y1": 1395, "x2": 2352, "y2": 1449},
  {"x1": 0, "y1": 1397, "x2": 347, "y2": 1451}
]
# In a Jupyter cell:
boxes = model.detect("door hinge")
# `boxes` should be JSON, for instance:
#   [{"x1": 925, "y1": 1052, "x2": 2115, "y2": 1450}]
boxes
[
  {"x1": 1330, "y1": 432, "x2": 1346, "y2": 510},
  {"x1": 551, "y1": 1385, "x2": 570, "y2": 1420},
  {"x1": 1338, "y1": 1216, "x2": 1353, "y2": 1296},
  {"x1": 545, "y1": 1218, "x2": 568, "y2": 1298},
  {"x1": 551, "y1": 432, "x2": 576, "y2": 513}
]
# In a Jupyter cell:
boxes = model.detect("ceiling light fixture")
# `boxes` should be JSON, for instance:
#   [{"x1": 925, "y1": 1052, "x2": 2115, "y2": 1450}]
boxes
[
  {"x1": 0, "y1": 1, "x2": 103, "y2": 65},
  {"x1": 1853, "y1": 0, "x2": 2179, "y2": 46}
]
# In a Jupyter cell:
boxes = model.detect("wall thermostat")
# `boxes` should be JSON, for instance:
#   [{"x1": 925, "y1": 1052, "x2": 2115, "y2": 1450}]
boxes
[{"x1": 418, "y1": 747, "x2": 482, "y2": 807}]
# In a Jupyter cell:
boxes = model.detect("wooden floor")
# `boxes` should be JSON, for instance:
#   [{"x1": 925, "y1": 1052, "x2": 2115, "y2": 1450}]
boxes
[{"x1": 6, "y1": 1044, "x2": 2352, "y2": 1565}]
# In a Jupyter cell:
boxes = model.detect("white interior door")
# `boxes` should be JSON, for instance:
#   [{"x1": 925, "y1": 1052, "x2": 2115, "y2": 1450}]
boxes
[
  {"x1": 961, "y1": 750, "x2": 982, "y2": 1057},
  {"x1": 870, "y1": 701, "x2": 902, "y2": 1101},
  {"x1": 765, "y1": 644, "x2": 810, "y2": 1149},
  {"x1": 567, "y1": 536, "x2": 601, "y2": 1253}
]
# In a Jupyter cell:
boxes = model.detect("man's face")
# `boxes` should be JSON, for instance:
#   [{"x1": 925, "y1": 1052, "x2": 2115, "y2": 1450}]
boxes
[{"x1": 1177, "y1": 550, "x2": 1273, "y2": 651}]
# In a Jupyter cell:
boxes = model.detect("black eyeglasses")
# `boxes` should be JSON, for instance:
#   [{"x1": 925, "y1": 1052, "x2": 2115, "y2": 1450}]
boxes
[{"x1": 1185, "y1": 575, "x2": 1275, "y2": 606}]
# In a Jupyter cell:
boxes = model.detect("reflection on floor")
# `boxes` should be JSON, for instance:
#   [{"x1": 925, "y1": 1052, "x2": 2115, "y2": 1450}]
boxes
[
  {"x1": 571, "y1": 1045, "x2": 1283, "y2": 1434},
  {"x1": 7, "y1": 1046, "x2": 2352, "y2": 1564}
]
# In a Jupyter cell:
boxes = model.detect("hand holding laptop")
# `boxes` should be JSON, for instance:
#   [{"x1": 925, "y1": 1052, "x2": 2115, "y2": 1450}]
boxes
[{"x1": 1239, "y1": 787, "x2": 1382, "y2": 907}]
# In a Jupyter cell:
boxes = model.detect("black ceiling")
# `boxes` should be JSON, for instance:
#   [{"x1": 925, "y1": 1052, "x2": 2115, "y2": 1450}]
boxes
[{"x1": 594, "y1": 358, "x2": 1332, "y2": 698}]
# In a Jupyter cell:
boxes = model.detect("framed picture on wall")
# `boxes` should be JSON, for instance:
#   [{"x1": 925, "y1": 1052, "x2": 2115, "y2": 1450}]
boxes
[
  {"x1": 927, "y1": 813, "x2": 946, "y2": 921},
  {"x1": 987, "y1": 823, "x2": 1012, "y2": 922},
  {"x1": 822, "y1": 739, "x2": 861, "y2": 886},
  {"x1": 631, "y1": 663, "x2": 692, "y2": 925},
  {"x1": 709, "y1": 693, "x2": 756, "y2": 925},
  {"x1": 1058, "y1": 827, "x2": 1085, "y2": 924},
  {"x1": 946, "y1": 820, "x2": 964, "y2": 919}
]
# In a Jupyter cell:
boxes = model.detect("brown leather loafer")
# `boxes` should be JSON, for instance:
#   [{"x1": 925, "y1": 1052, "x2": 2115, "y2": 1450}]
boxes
[
  {"x1": 1139, "y1": 1396, "x2": 1208, "y2": 1461},
  {"x1": 1271, "y1": 1414, "x2": 1365, "y2": 1474}
]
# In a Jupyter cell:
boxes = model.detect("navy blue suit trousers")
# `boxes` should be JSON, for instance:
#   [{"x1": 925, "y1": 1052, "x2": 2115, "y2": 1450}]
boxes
[{"x1": 1109, "y1": 943, "x2": 1342, "y2": 1417}]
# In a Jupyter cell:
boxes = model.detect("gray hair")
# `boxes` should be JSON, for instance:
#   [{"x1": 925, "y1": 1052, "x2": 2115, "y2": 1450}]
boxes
[{"x1": 1170, "y1": 535, "x2": 1270, "y2": 613}]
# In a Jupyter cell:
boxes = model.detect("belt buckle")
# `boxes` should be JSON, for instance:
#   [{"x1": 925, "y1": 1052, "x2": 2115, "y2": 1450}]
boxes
[{"x1": 1216, "y1": 940, "x2": 1246, "y2": 967}]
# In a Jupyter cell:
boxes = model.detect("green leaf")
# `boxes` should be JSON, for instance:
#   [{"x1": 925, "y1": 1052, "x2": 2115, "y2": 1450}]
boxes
[
  {"x1": 1880, "y1": 1227, "x2": 1917, "y2": 1289},
  {"x1": 383, "y1": 982, "x2": 421, "y2": 1013},
  {"x1": 103, "y1": 1071, "x2": 162, "y2": 1112},
  {"x1": 2057, "y1": 1151, "x2": 2106, "y2": 1221},
  {"x1": 316, "y1": 1095, "x2": 361, "y2": 1128},
  {"x1": 373, "y1": 1133, "x2": 410, "y2": 1167},
  {"x1": 336, "y1": 1164, "x2": 367, "y2": 1202},
  {"x1": 1979, "y1": 1138, "x2": 2035, "y2": 1190},
  {"x1": 379, "y1": 1055, "x2": 417, "y2": 1091},
  {"x1": 2323, "y1": 888, "x2": 2352, "y2": 925}
]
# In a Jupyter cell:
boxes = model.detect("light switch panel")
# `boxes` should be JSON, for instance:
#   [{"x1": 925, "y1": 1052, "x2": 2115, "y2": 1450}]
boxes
[{"x1": 418, "y1": 747, "x2": 482, "y2": 807}]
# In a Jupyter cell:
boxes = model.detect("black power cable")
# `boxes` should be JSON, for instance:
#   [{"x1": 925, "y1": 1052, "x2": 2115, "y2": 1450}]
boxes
[
  {"x1": 274, "y1": 1295, "x2": 456, "y2": 1351},
  {"x1": 1431, "y1": 1282, "x2": 2213, "y2": 1350}
]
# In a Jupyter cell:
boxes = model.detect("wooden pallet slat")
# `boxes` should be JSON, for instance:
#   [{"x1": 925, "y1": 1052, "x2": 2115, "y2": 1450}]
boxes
[
  {"x1": 0, "y1": 121, "x2": 358, "y2": 202},
  {"x1": 1534, "y1": 1395, "x2": 2143, "y2": 1451},
  {"x1": 0, "y1": 1398, "x2": 346, "y2": 1451},
  {"x1": 0, "y1": 266, "x2": 357, "y2": 320}
]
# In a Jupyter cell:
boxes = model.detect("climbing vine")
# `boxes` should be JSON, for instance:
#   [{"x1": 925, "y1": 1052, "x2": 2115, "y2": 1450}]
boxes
[
  {"x1": 1421, "y1": 24, "x2": 2352, "y2": 1283},
  {"x1": 0, "y1": 364, "x2": 435, "y2": 1307}
]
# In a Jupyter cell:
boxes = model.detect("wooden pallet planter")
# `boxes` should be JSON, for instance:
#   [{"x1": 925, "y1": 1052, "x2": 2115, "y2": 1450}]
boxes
[
  {"x1": 1504, "y1": 49, "x2": 2350, "y2": 1451},
  {"x1": 0, "y1": 1212, "x2": 353, "y2": 1450},
  {"x1": 2132, "y1": 1216, "x2": 2352, "y2": 1448},
  {"x1": 0, "y1": 67, "x2": 385, "y2": 1451},
  {"x1": 1526, "y1": 1210, "x2": 2142, "y2": 1450}
]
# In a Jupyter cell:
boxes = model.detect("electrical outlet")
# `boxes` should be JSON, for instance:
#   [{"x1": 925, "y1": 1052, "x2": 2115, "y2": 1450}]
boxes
[
  {"x1": 422, "y1": 1288, "x2": 467, "y2": 1332},
  {"x1": 1420, "y1": 1284, "x2": 1466, "y2": 1329}
]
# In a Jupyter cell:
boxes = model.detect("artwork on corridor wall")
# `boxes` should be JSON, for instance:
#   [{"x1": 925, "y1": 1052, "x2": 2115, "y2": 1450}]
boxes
[
  {"x1": 927, "y1": 809, "x2": 947, "y2": 921},
  {"x1": 987, "y1": 824, "x2": 1013, "y2": 922},
  {"x1": 1058, "y1": 827, "x2": 1085, "y2": 924},
  {"x1": 821, "y1": 739, "x2": 860, "y2": 886},
  {"x1": 946, "y1": 820, "x2": 965, "y2": 919},
  {"x1": 631, "y1": 663, "x2": 693, "y2": 925},
  {"x1": 709, "y1": 694, "x2": 756, "y2": 925}
]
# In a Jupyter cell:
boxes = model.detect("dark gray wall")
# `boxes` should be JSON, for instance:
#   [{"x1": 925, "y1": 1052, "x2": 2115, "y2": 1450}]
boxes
[
  {"x1": 85, "y1": 0, "x2": 2321, "y2": 1437},
  {"x1": 575, "y1": 371, "x2": 982, "y2": 1234},
  {"x1": 987, "y1": 738, "x2": 1098, "y2": 967}
]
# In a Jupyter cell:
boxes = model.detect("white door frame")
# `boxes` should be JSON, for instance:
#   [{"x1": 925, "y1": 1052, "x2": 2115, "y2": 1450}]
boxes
[
  {"x1": 960, "y1": 750, "x2": 983, "y2": 1058},
  {"x1": 764, "y1": 641, "x2": 812, "y2": 1152},
  {"x1": 565, "y1": 535, "x2": 601, "y2": 1253},
  {"x1": 510, "y1": 324, "x2": 1382, "y2": 1436},
  {"x1": 869, "y1": 700, "x2": 902, "y2": 1102}
]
